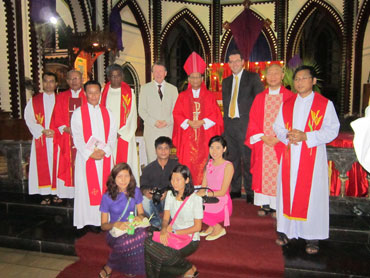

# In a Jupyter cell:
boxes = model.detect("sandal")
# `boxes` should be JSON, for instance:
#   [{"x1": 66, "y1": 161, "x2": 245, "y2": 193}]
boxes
[
  {"x1": 305, "y1": 242, "x2": 319, "y2": 255},
  {"x1": 257, "y1": 208, "x2": 270, "y2": 216},
  {"x1": 52, "y1": 196, "x2": 63, "y2": 204},
  {"x1": 40, "y1": 198, "x2": 51, "y2": 205},
  {"x1": 275, "y1": 233, "x2": 289, "y2": 246},
  {"x1": 183, "y1": 271, "x2": 199, "y2": 278},
  {"x1": 99, "y1": 266, "x2": 111, "y2": 278}
]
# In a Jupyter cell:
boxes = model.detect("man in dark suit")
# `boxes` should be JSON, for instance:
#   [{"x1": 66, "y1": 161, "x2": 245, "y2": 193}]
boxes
[{"x1": 222, "y1": 49, "x2": 264, "y2": 202}]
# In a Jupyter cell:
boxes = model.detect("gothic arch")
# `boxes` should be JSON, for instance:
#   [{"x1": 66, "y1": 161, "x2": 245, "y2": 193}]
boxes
[
  {"x1": 114, "y1": 0, "x2": 151, "y2": 82},
  {"x1": 285, "y1": 0, "x2": 344, "y2": 60},
  {"x1": 353, "y1": 0, "x2": 370, "y2": 113},
  {"x1": 63, "y1": 0, "x2": 91, "y2": 32},
  {"x1": 160, "y1": 8, "x2": 211, "y2": 63},
  {"x1": 219, "y1": 9, "x2": 277, "y2": 62}
]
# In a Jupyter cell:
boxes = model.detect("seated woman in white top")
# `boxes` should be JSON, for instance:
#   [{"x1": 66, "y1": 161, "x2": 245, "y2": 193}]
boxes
[{"x1": 144, "y1": 164, "x2": 203, "y2": 278}]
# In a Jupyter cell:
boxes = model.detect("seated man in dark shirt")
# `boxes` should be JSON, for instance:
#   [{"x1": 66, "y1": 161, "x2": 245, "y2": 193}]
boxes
[{"x1": 140, "y1": 136, "x2": 178, "y2": 228}]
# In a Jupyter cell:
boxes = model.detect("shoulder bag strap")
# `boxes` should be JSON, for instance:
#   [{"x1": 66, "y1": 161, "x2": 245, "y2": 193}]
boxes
[
  {"x1": 170, "y1": 195, "x2": 190, "y2": 226},
  {"x1": 117, "y1": 197, "x2": 131, "y2": 222}
]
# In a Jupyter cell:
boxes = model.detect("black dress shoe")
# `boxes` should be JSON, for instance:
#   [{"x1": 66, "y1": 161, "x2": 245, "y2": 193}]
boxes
[
  {"x1": 246, "y1": 194, "x2": 254, "y2": 204},
  {"x1": 88, "y1": 225, "x2": 101, "y2": 233},
  {"x1": 230, "y1": 192, "x2": 242, "y2": 199}
]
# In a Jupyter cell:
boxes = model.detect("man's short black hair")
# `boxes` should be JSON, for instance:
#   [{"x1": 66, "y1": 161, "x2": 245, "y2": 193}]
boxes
[
  {"x1": 42, "y1": 72, "x2": 58, "y2": 82},
  {"x1": 84, "y1": 80, "x2": 101, "y2": 91},
  {"x1": 107, "y1": 64, "x2": 124, "y2": 77},
  {"x1": 293, "y1": 65, "x2": 316, "y2": 80},
  {"x1": 155, "y1": 136, "x2": 172, "y2": 149},
  {"x1": 228, "y1": 49, "x2": 244, "y2": 60}
]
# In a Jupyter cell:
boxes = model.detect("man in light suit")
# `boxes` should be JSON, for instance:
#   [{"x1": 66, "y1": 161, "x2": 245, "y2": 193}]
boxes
[
  {"x1": 139, "y1": 62, "x2": 178, "y2": 163},
  {"x1": 222, "y1": 49, "x2": 264, "y2": 203}
]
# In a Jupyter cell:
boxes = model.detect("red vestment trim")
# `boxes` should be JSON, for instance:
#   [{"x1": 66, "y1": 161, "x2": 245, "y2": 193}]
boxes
[
  {"x1": 52, "y1": 89, "x2": 86, "y2": 189},
  {"x1": 101, "y1": 81, "x2": 131, "y2": 164},
  {"x1": 281, "y1": 93, "x2": 328, "y2": 220},
  {"x1": 81, "y1": 104, "x2": 111, "y2": 206},
  {"x1": 245, "y1": 86, "x2": 294, "y2": 194},
  {"x1": 32, "y1": 93, "x2": 52, "y2": 188}
]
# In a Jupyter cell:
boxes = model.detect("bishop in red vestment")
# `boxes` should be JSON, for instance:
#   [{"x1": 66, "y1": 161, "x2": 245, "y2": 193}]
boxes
[
  {"x1": 52, "y1": 70, "x2": 86, "y2": 198},
  {"x1": 245, "y1": 64, "x2": 293, "y2": 216},
  {"x1": 173, "y1": 52, "x2": 223, "y2": 185}
]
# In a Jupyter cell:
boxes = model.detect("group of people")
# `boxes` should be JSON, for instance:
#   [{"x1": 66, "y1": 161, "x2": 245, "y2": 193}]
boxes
[{"x1": 24, "y1": 48, "x2": 340, "y2": 277}]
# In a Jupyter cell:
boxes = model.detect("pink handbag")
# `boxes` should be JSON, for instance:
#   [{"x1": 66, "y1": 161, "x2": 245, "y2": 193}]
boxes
[{"x1": 152, "y1": 196, "x2": 193, "y2": 250}]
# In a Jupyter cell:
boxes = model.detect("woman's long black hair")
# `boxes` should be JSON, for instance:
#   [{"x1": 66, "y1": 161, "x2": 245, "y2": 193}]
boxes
[
  {"x1": 106, "y1": 163, "x2": 136, "y2": 200},
  {"x1": 170, "y1": 164, "x2": 194, "y2": 200}
]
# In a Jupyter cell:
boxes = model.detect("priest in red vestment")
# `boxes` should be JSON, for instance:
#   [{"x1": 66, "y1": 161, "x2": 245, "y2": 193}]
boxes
[
  {"x1": 52, "y1": 70, "x2": 86, "y2": 199},
  {"x1": 100, "y1": 64, "x2": 139, "y2": 184},
  {"x1": 172, "y1": 52, "x2": 224, "y2": 185},
  {"x1": 245, "y1": 64, "x2": 294, "y2": 217}
]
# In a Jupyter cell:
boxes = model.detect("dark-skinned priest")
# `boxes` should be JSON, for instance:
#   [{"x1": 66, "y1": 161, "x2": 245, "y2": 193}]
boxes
[{"x1": 172, "y1": 52, "x2": 223, "y2": 185}]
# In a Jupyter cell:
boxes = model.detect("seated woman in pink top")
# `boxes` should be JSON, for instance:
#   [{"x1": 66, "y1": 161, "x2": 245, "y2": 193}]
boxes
[{"x1": 197, "y1": 136, "x2": 234, "y2": 240}]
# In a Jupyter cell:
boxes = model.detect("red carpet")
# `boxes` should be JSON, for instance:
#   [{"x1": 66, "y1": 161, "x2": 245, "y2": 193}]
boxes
[{"x1": 57, "y1": 200, "x2": 284, "y2": 278}]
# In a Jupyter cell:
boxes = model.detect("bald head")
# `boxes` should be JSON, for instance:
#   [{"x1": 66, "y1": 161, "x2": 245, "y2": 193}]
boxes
[{"x1": 266, "y1": 64, "x2": 284, "y2": 90}]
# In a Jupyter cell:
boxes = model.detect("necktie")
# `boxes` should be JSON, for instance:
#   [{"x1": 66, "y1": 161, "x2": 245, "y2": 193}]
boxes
[
  {"x1": 158, "y1": 85, "x2": 163, "y2": 100},
  {"x1": 229, "y1": 75, "x2": 238, "y2": 118}
]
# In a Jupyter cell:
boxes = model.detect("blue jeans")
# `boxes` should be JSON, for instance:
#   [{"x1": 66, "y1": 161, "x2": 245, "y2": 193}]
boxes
[{"x1": 142, "y1": 195, "x2": 164, "y2": 228}]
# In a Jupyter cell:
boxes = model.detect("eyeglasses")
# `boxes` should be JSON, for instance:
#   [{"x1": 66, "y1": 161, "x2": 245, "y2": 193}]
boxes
[
  {"x1": 229, "y1": 60, "x2": 242, "y2": 64},
  {"x1": 294, "y1": 76, "x2": 312, "y2": 82}
]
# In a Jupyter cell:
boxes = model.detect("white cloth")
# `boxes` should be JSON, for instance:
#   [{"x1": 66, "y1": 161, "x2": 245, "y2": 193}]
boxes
[
  {"x1": 273, "y1": 92, "x2": 340, "y2": 240},
  {"x1": 254, "y1": 193, "x2": 276, "y2": 209},
  {"x1": 180, "y1": 89, "x2": 215, "y2": 130},
  {"x1": 106, "y1": 86, "x2": 140, "y2": 184},
  {"x1": 71, "y1": 103, "x2": 117, "y2": 229},
  {"x1": 228, "y1": 70, "x2": 243, "y2": 118},
  {"x1": 351, "y1": 106, "x2": 370, "y2": 172},
  {"x1": 164, "y1": 191, "x2": 203, "y2": 241},
  {"x1": 24, "y1": 93, "x2": 56, "y2": 195}
]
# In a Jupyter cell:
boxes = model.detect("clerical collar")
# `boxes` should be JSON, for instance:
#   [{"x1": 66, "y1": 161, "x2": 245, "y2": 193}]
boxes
[
  {"x1": 87, "y1": 102, "x2": 100, "y2": 109},
  {"x1": 71, "y1": 89, "x2": 81, "y2": 98},
  {"x1": 297, "y1": 91, "x2": 314, "y2": 101},
  {"x1": 192, "y1": 88, "x2": 201, "y2": 98},
  {"x1": 269, "y1": 87, "x2": 280, "y2": 95}
]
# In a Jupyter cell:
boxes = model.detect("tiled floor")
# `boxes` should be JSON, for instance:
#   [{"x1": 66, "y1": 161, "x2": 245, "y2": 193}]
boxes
[{"x1": 0, "y1": 247, "x2": 78, "y2": 278}]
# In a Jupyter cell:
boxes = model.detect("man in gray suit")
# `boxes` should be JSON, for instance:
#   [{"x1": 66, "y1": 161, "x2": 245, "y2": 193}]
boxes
[
  {"x1": 139, "y1": 62, "x2": 178, "y2": 163},
  {"x1": 222, "y1": 49, "x2": 264, "y2": 202}
]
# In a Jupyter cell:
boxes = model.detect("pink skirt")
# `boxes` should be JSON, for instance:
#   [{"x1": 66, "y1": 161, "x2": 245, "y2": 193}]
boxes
[{"x1": 203, "y1": 195, "x2": 232, "y2": 226}]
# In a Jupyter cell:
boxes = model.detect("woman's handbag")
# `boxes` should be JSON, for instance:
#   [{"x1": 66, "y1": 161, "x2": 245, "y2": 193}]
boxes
[{"x1": 152, "y1": 196, "x2": 193, "y2": 250}]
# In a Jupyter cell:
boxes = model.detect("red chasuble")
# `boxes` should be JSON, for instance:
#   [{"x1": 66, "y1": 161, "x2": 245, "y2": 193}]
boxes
[
  {"x1": 32, "y1": 93, "x2": 52, "y2": 188},
  {"x1": 101, "y1": 81, "x2": 132, "y2": 164},
  {"x1": 81, "y1": 104, "x2": 111, "y2": 206},
  {"x1": 245, "y1": 86, "x2": 294, "y2": 194},
  {"x1": 52, "y1": 89, "x2": 87, "y2": 188},
  {"x1": 172, "y1": 83, "x2": 223, "y2": 185},
  {"x1": 281, "y1": 93, "x2": 328, "y2": 220}
]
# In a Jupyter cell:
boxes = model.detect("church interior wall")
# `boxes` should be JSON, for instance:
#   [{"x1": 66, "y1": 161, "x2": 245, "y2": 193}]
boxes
[
  {"x1": 0, "y1": 0, "x2": 10, "y2": 112},
  {"x1": 21, "y1": 0, "x2": 32, "y2": 103},
  {"x1": 56, "y1": 0, "x2": 74, "y2": 31},
  {"x1": 162, "y1": 0, "x2": 210, "y2": 34},
  {"x1": 361, "y1": 19, "x2": 370, "y2": 104},
  {"x1": 251, "y1": 2, "x2": 276, "y2": 35},
  {"x1": 117, "y1": 6, "x2": 145, "y2": 86}
]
